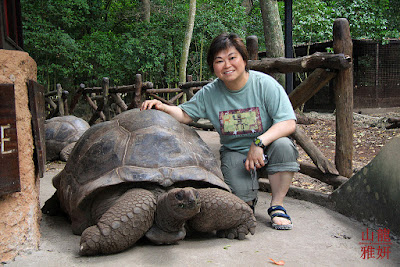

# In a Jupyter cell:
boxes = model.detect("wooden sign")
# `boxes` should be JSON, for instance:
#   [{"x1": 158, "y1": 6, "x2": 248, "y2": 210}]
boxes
[
  {"x1": 0, "y1": 84, "x2": 20, "y2": 196},
  {"x1": 28, "y1": 80, "x2": 46, "y2": 178}
]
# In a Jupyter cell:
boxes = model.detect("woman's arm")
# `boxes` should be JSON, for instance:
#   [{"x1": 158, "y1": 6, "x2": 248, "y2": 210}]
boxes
[
  {"x1": 141, "y1": 99, "x2": 193, "y2": 124},
  {"x1": 245, "y1": 119, "x2": 296, "y2": 171}
]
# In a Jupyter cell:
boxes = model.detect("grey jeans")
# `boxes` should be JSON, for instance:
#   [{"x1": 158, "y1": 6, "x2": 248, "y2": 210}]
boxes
[{"x1": 220, "y1": 137, "x2": 299, "y2": 202}]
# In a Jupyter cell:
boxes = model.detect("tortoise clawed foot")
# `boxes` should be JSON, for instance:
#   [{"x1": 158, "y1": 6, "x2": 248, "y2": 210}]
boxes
[
  {"x1": 216, "y1": 221, "x2": 256, "y2": 240},
  {"x1": 79, "y1": 226, "x2": 101, "y2": 256}
]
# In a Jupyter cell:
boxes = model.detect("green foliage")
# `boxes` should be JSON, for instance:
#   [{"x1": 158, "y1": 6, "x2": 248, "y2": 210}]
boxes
[
  {"x1": 327, "y1": 0, "x2": 399, "y2": 43},
  {"x1": 21, "y1": 0, "x2": 400, "y2": 91},
  {"x1": 291, "y1": 0, "x2": 334, "y2": 45}
]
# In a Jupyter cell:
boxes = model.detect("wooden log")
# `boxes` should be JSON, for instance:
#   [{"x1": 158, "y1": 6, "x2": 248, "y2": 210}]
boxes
[
  {"x1": 84, "y1": 85, "x2": 135, "y2": 94},
  {"x1": 289, "y1": 68, "x2": 336, "y2": 110},
  {"x1": 56, "y1": 83, "x2": 64, "y2": 116},
  {"x1": 146, "y1": 88, "x2": 182, "y2": 94},
  {"x1": 69, "y1": 84, "x2": 85, "y2": 113},
  {"x1": 45, "y1": 97, "x2": 58, "y2": 119},
  {"x1": 291, "y1": 127, "x2": 339, "y2": 175},
  {"x1": 246, "y1": 35, "x2": 259, "y2": 60},
  {"x1": 88, "y1": 99, "x2": 105, "y2": 125},
  {"x1": 168, "y1": 92, "x2": 184, "y2": 104},
  {"x1": 133, "y1": 74, "x2": 143, "y2": 109},
  {"x1": 84, "y1": 94, "x2": 106, "y2": 121},
  {"x1": 45, "y1": 91, "x2": 58, "y2": 97},
  {"x1": 102, "y1": 77, "x2": 110, "y2": 120},
  {"x1": 248, "y1": 52, "x2": 351, "y2": 74},
  {"x1": 84, "y1": 81, "x2": 153, "y2": 94},
  {"x1": 111, "y1": 93, "x2": 128, "y2": 111},
  {"x1": 45, "y1": 90, "x2": 69, "y2": 97},
  {"x1": 299, "y1": 162, "x2": 348, "y2": 188},
  {"x1": 333, "y1": 18, "x2": 353, "y2": 178},
  {"x1": 148, "y1": 93, "x2": 171, "y2": 105},
  {"x1": 63, "y1": 97, "x2": 69, "y2": 115},
  {"x1": 142, "y1": 82, "x2": 154, "y2": 90},
  {"x1": 45, "y1": 97, "x2": 57, "y2": 110},
  {"x1": 181, "y1": 75, "x2": 194, "y2": 100},
  {"x1": 180, "y1": 80, "x2": 210, "y2": 89}
]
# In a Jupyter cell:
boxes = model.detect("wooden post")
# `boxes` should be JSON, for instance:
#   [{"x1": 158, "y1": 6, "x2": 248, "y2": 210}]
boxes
[
  {"x1": 333, "y1": 18, "x2": 353, "y2": 177},
  {"x1": 62, "y1": 91, "x2": 69, "y2": 115},
  {"x1": 182, "y1": 75, "x2": 194, "y2": 101},
  {"x1": 56, "y1": 83, "x2": 64, "y2": 116},
  {"x1": 127, "y1": 74, "x2": 143, "y2": 109},
  {"x1": 134, "y1": 74, "x2": 143, "y2": 108},
  {"x1": 102, "y1": 77, "x2": 110, "y2": 120},
  {"x1": 69, "y1": 83, "x2": 85, "y2": 114},
  {"x1": 246, "y1": 35, "x2": 259, "y2": 60}
]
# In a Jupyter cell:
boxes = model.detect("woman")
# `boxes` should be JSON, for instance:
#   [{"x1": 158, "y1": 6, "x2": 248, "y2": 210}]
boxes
[{"x1": 141, "y1": 33, "x2": 299, "y2": 230}]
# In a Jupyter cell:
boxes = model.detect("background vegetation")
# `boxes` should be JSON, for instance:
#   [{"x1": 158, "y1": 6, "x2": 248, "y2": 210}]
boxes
[{"x1": 21, "y1": 0, "x2": 399, "y2": 92}]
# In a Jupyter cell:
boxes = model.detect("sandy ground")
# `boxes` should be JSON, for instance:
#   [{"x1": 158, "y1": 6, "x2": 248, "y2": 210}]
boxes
[{"x1": 6, "y1": 130, "x2": 400, "y2": 266}]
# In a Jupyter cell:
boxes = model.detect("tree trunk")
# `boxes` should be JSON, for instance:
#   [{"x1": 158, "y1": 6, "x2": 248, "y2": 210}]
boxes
[
  {"x1": 141, "y1": 0, "x2": 150, "y2": 22},
  {"x1": 242, "y1": 0, "x2": 253, "y2": 15},
  {"x1": 259, "y1": 0, "x2": 285, "y2": 86},
  {"x1": 179, "y1": 0, "x2": 196, "y2": 83}
]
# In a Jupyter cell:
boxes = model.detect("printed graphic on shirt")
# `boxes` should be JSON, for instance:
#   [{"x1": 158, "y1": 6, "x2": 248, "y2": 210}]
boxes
[{"x1": 219, "y1": 107, "x2": 263, "y2": 135}]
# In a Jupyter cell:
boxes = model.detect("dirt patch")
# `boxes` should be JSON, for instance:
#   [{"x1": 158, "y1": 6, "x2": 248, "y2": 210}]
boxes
[{"x1": 293, "y1": 109, "x2": 400, "y2": 193}]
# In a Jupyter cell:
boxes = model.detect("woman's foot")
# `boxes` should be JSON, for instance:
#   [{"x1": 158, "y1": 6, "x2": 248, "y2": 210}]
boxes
[{"x1": 267, "y1": 205, "x2": 293, "y2": 230}]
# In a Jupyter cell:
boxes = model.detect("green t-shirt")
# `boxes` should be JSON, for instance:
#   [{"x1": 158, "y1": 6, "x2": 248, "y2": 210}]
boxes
[{"x1": 179, "y1": 70, "x2": 296, "y2": 153}]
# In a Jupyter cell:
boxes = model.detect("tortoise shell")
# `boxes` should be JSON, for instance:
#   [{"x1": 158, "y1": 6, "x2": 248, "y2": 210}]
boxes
[
  {"x1": 45, "y1": 115, "x2": 89, "y2": 161},
  {"x1": 54, "y1": 109, "x2": 228, "y2": 215}
]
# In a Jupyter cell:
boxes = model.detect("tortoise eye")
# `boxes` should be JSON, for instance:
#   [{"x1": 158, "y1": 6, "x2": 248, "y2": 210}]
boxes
[{"x1": 175, "y1": 191, "x2": 184, "y2": 201}]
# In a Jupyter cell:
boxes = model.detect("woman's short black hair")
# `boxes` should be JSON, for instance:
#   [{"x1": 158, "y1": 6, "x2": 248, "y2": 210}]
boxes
[{"x1": 207, "y1": 33, "x2": 249, "y2": 73}]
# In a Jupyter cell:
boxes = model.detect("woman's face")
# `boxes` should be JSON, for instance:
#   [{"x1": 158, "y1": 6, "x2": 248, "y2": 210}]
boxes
[{"x1": 212, "y1": 46, "x2": 248, "y2": 90}]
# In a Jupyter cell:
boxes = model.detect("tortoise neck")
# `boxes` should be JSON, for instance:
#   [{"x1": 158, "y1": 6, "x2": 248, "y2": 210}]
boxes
[{"x1": 154, "y1": 191, "x2": 198, "y2": 232}]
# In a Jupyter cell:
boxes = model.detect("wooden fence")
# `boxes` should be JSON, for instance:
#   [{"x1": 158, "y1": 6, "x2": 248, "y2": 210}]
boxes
[{"x1": 47, "y1": 18, "x2": 357, "y2": 190}]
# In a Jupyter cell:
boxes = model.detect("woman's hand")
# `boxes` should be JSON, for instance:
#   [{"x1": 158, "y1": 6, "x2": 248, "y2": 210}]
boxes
[
  {"x1": 140, "y1": 99, "x2": 193, "y2": 124},
  {"x1": 140, "y1": 99, "x2": 165, "y2": 111},
  {"x1": 245, "y1": 144, "x2": 265, "y2": 172}
]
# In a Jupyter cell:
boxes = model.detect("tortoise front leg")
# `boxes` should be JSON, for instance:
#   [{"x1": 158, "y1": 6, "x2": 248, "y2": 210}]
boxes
[
  {"x1": 187, "y1": 188, "x2": 256, "y2": 240},
  {"x1": 79, "y1": 188, "x2": 156, "y2": 256}
]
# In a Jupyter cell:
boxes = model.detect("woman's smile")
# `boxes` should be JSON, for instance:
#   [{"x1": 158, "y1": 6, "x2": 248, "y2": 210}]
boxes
[{"x1": 213, "y1": 46, "x2": 249, "y2": 91}]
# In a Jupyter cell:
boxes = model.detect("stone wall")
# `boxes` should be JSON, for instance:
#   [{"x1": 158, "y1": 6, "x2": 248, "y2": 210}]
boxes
[{"x1": 0, "y1": 50, "x2": 40, "y2": 262}]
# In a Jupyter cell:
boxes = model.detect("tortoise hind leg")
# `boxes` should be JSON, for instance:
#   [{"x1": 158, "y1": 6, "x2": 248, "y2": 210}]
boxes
[
  {"x1": 79, "y1": 188, "x2": 156, "y2": 256},
  {"x1": 187, "y1": 188, "x2": 256, "y2": 240}
]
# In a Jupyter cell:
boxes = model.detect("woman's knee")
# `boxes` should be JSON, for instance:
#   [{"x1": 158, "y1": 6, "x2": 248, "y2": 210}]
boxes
[{"x1": 267, "y1": 137, "x2": 298, "y2": 163}]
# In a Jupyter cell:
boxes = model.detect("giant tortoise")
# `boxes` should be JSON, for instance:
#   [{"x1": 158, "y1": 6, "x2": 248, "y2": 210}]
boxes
[
  {"x1": 45, "y1": 115, "x2": 90, "y2": 161},
  {"x1": 42, "y1": 109, "x2": 256, "y2": 256}
]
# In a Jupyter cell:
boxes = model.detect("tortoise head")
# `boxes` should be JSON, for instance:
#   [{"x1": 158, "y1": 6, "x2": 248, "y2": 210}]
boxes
[
  {"x1": 155, "y1": 187, "x2": 201, "y2": 227},
  {"x1": 168, "y1": 187, "x2": 201, "y2": 216}
]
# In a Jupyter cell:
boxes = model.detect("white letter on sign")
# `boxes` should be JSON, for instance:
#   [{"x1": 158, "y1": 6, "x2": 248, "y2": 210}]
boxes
[{"x1": 1, "y1": 124, "x2": 12, "y2": 154}]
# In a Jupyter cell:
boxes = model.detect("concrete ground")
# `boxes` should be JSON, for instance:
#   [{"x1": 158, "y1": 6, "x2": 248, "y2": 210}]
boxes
[{"x1": 7, "y1": 131, "x2": 400, "y2": 266}]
